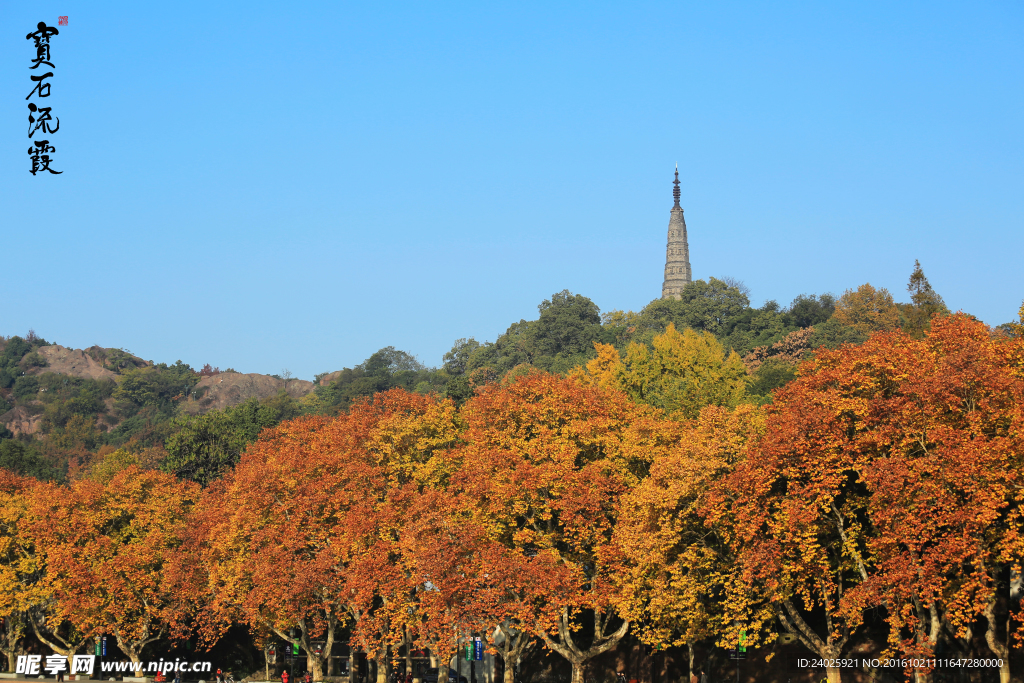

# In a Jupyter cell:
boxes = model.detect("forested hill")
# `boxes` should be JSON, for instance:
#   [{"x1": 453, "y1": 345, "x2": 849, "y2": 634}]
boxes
[{"x1": 0, "y1": 261, "x2": 990, "y2": 485}]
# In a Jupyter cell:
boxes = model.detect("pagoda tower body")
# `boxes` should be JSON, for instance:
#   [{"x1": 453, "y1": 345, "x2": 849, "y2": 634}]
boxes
[{"x1": 661, "y1": 165, "x2": 692, "y2": 299}]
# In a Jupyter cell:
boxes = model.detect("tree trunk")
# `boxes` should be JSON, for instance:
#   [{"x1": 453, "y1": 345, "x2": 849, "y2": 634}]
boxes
[
  {"x1": 113, "y1": 621, "x2": 163, "y2": 679},
  {"x1": 309, "y1": 655, "x2": 325, "y2": 682},
  {"x1": 0, "y1": 611, "x2": 27, "y2": 672},
  {"x1": 570, "y1": 659, "x2": 585, "y2": 683},
  {"x1": 495, "y1": 623, "x2": 533, "y2": 683},
  {"x1": 29, "y1": 611, "x2": 88, "y2": 664},
  {"x1": 777, "y1": 601, "x2": 848, "y2": 683},
  {"x1": 375, "y1": 647, "x2": 388, "y2": 683},
  {"x1": 404, "y1": 628, "x2": 413, "y2": 680},
  {"x1": 911, "y1": 597, "x2": 941, "y2": 683},
  {"x1": 984, "y1": 595, "x2": 1010, "y2": 683},
  {"x1": 686, "y1": 643, "x2": 694, "y2": 683},
  {"x1": 538, "y1": 608, "x2": 629, "y2": 683},
  {"x1": 124, "y1": 648, "x2": 144, "y2": 678}
]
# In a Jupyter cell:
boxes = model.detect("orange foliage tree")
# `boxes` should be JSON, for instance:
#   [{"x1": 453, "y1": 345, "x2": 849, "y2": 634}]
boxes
[
  {"x1": 202, "y1": 390, "x2": 462, "y2": 683},
  {"x1": 404, "y1": 494, "x2": 571, "y2": 683},
  {"x1": 709, "y1": 314, "x2": 1024, "y2": 683},
  {"x1": 27, "y1": 467, "x2": 199, "y2": 677},
  {"x1": 452, "y1": 373, "x2": 678, "y2": 683}
]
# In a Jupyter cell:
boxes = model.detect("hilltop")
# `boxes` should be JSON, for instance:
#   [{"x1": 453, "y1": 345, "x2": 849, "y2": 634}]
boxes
[{"x1": 1, "y1": 262, "x2": 991, "y2": 485}]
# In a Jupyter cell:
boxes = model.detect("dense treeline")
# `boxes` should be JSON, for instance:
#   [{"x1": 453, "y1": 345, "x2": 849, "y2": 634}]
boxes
[
  {"x1": 3, "y1": 262, "x2": 1022, "y2": 682},
  {"x1": 3, "y1": 298, "x2": 1024, "y2": 683},
  {"x1": 0, "y1": 262, "x2": 969, "y2": 485}
]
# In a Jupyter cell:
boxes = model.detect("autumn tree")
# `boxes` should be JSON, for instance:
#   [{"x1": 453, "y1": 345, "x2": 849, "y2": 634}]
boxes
[
  {"x1": 453, "y1": 373, "x2": 678, "y2": 683},
  {"x1": 0, "y1": 472, "x2": 42, "y2": 672},
  {"x1": 201, "y1": 412, "x2": 370, "y2": 682},
  {"x1": 0, "y1": 471, "x2": 94, "y2": 669},
  {"x1": 203, "y1": 390, "x2": 461, "y2": 682},
  {"x1": 708, "y1": 314, "x2": 1024, "y2": 683},
  {"x1": 27, "y1": 467, "x2": 199, "y2": 677},
  {"x1": 576, "y1": 324, "x2": 748, "y2": 420},
  {"x1": 616, "y1": 405, "x2": 765, "y2": 681},
  {"x1": 833, "y1": 283, "x2": 900, "y2": 335},
  {"x1": 404, "y1": 494, "x2": 569, "y2": 683}
]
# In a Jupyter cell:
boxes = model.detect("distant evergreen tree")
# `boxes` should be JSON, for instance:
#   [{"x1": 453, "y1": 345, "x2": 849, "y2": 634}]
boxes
[{"x1": 901, "y1": 260, "x2": 949, "y2": 338}]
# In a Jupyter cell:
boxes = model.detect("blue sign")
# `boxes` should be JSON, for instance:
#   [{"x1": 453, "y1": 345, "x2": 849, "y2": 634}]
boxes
[
  {"x1": 473, "y1": 638, "x2": 482, "y2": 661},
  {"x1": 101, "y1": 637, "x2": 107, "y2": 657}
]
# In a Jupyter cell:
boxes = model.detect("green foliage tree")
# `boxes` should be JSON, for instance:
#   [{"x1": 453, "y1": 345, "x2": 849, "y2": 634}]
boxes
[
  {"x1": 0, "y1": 440, "x2": 59, "y2": 481},
  {"x1": 317, "y1": 347, "x2": 444, "y2": 412},
  {"x1": 162, "y1": 395, "x2": 298, "y2": 485},
  {"x1": 745, "y1": 358, "x2": 798, "y2": 404},
  {"x1": 807, "y1": 317, "x2": 868, "y2": 350},
  {"x1": 0, "y1": 337, "x2": 40, "y2": 390},
  {"x1": 461, "y1": 290, "x2": 613, "y2": 377},
  {"x1": 11, "y1": 376, "x2": 39, "y2": 402},
  {"x1": 529, "y1": 290, "x2": 609, "y2": 370},
  {"x1": 112, "y1": 361, "x2": 198, "y2": 418},
  {"x1": 636, "y1": 278, "x2": 750, "y2": 338},
  {"x1": 442, "y1": 338, "x2": 480, "y2": 376},
  {"x1": 719, "y1": 301, "x2": 797, "y2": 357},
  {"x1": 35, "y1": 376, "x2": 115, "y2": 434},
  {"x1": 441, "y1": 338, "x2": 480, "y2": 404},
  {"x1": 787, "y1": 293, "x2": 836, "y2": 328}
]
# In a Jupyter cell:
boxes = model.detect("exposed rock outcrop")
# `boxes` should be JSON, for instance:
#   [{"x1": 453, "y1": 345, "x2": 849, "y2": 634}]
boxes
[
  {"x1": 188, "y1": 373, "x2": 315, "y2": 413},
  {"x1": 318, "y1": 370, "x2": 343, "y2": 387},
  {"x1": 0, "y1": 406, "x2": 43, "y2": 436},
  {"x1": 28, "y1": 345, "x2": 150, "y2": 381},
  {"x1": 30, "y1": 345, "x2": 119, "y2": 381}
]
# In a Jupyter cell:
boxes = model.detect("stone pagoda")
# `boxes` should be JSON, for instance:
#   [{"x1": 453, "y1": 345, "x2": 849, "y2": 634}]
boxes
[{"x1": 661, "y1": 164, "x2": 692, "y2": 299}]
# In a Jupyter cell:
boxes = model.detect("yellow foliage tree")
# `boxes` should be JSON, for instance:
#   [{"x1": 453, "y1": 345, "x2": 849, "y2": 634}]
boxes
[
  {"x1": 0, "y1": 472, "x2": 45, "y2": 672},
  {"x1": 616, "y1": 404, "x2": 767, "y2": 680},
  {"x1": 576, "y1": 324, "x2": 747, "y2": 420},
  {"x1": 833, "y1": 283, "x2": 900, "y2": 335}
]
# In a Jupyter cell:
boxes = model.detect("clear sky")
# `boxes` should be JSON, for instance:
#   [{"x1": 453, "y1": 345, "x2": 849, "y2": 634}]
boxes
[{"x1": 3, "y1": 1, "x2": 1022, "y2": 380}]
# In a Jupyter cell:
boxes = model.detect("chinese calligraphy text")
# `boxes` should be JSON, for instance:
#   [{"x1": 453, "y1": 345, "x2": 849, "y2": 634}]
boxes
[{"x1": 26, "y1": 21, "x2": 62, "y2": 175}]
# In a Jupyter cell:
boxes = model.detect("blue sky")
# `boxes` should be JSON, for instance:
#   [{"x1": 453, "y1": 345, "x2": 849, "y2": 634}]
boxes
[{"x1": 3, "y1": 1, "x2": 1022, "y2": 379}]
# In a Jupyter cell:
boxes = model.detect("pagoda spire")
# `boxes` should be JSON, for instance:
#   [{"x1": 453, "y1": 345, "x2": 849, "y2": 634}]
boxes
[
  {"x1": 673, "y1": 163, "x2": 681, "y2": 208},
  {"x1": 661, "y1": 164, "x2": 692, "y2": 299}
]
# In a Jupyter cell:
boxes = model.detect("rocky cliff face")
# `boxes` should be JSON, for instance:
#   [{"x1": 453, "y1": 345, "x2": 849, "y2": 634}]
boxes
[
  {"x1": 1, "y1": 341, "x2": 325, "y2": 437},
  {"x1": 317, "y1": 370, "x2": 343, "y2": 386},
  {"x1": 187, "y1": 373, "x2": 316, "y2": 413},
  {"x1": 30, "y1": 345, "x2": 147, "y2": 381},
  {"x1": 2, "y1": 406, "x2": 43, "y2": 436}
]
